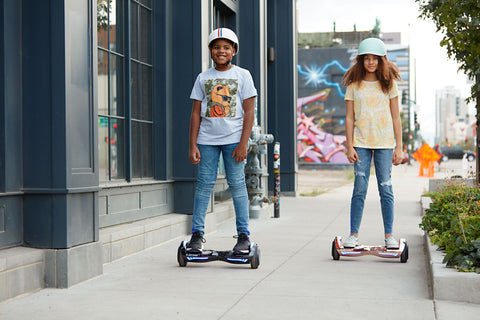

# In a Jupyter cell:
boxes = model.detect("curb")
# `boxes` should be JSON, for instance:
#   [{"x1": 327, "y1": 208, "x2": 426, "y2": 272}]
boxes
[{"x1": 421, "y1": 196, "x2": 480, "y2": 304}]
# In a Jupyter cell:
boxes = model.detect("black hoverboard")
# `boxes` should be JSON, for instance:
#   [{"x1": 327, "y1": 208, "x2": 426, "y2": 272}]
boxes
[{"x1": 177, "y1": 241, "x2": 260, "y2": 269}]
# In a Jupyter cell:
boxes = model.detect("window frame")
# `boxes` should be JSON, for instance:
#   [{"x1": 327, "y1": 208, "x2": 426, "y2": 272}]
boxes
[{"x1": 97, "y1": 0, "x2": 154, "y2": 183}]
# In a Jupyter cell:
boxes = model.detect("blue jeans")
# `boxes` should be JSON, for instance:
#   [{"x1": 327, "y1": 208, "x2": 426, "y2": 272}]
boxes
[
  {"x1": 350, "y1": 148, "x2": 394, "y2": 234},
  {"x1": 192, "y1": 143, "x2": 250, "y2": 236}
]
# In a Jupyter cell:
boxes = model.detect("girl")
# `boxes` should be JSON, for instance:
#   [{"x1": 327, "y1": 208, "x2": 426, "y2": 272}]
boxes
[{"x1": 341, "y1": 38, "x2": 403, "y2": 249}]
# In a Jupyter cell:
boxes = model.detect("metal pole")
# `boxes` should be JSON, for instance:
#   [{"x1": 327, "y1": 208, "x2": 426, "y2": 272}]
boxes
[
  {"x1": 273, "y1": 142, "x2": 280, "y2": 218},
  {"x1": 407, "y1": 24, "x2": 412, "y2": 164}
]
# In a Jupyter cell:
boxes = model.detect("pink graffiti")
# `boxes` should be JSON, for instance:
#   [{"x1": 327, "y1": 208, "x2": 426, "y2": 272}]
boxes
[{"x1": 297, "y1": 90, "x2": 349, "y2": 164}]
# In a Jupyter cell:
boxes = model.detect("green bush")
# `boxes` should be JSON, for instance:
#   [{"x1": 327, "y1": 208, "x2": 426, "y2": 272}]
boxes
[{"x1": 420, "y1": 183, "x2": 480, "y2": 273}]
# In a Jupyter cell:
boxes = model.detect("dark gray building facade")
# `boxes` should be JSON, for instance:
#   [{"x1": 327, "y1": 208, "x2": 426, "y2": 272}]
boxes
[{"x1": 0, "y1": 0, "x2": 297, "y2": 301}]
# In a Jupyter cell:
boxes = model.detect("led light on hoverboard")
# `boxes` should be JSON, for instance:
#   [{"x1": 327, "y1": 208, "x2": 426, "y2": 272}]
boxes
[
  {"x1": 340, "y1": 251, "x2": 362, "y2": 255},
  {"x1": 377, "y1": 252, "x2": 399, "y2": 257},
  {"x1": 187, "y1": 256, "x2": 209, "y2": 261},
  {"x1": 226, "y1": 258, "x2": 248, "y2": 263}
]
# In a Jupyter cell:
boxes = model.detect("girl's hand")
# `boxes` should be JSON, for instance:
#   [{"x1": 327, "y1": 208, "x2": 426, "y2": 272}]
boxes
[
  {"x1": 189, "y1": 145, "x2": 201, "y2": 164},
  {"x1": 347, "y1": 147, "x2": 359, "y2": 163},
  {"x1": 392, "y1": 148, "x2": 403, "y2": 166}
]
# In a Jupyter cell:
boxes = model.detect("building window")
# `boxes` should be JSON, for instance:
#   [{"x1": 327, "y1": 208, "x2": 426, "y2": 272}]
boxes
[
  {"x1": 212, "y1": 1, "x2": 237, "y2": 176},
  {"x1": 213, "y1": 0, "x2": 236, "y2": 30},
  {"x1": 97, "y1": 0, "x2": 153, "y2": 181},
  {"x1": 130, "y1": 0, "x2": 153, "y2": 178}
]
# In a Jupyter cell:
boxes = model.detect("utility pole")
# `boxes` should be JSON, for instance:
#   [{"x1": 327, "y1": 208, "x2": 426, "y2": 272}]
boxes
[{"x1": 407, "y1": 38, "x2": 412, "y2": 163}]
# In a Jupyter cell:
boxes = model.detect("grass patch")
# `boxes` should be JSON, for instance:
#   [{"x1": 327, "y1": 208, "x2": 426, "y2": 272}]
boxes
[
  {"x1": 300, "y1": 189, "x2": 328, "y2": 197},
  {"x1": 344, "y1": 168, "x2": 355, "y2": 180},
  {"x1": 298, "y1": 167, "x2": 355, "y2": 197}
]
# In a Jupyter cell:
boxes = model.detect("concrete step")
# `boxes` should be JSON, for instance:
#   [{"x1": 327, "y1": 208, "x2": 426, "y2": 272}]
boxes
[{"x1": 0, "y1": 201, "x2": 239, "y2": 303}]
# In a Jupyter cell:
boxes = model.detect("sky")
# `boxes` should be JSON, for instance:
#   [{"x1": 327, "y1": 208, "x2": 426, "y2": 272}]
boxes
[{"x1": 296, "y1": 0, "x2": 474, "y2": 145}]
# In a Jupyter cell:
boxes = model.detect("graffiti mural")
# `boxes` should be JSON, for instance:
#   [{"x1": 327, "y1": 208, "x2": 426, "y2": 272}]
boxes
[
  {"x1": 297, "y1": 45, "x2": 408, "y2": 165},
  {"x1": 297, "y1": 47, "x2": 352, "y2": 164},
  {"x1": 297, "y1": 60, "x2": 348, "y2": 98},
  {"x1": 297, "y1": 89, "x2": 348, "y2": 163}
]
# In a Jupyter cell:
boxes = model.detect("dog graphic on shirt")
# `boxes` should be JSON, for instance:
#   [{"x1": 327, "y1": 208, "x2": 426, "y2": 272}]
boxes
[{"x1": 205, "y1": 79, "x2": 238, "y2": 118}]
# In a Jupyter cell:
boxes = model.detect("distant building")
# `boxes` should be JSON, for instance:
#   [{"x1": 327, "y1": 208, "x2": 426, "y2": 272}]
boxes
[
  {"x1": 298, "y1": 31, "x2": 401, "y2": 47},
  {"x1": 385, "y1": 44, "x2": 409, "y2": 115},
  {"x1": 435, "y1": 87, "x2": 474, "y2": 144}
]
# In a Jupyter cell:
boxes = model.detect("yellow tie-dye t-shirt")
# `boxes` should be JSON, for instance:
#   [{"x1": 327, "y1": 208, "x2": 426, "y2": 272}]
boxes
[{"x1": 345, "y1": 80, "x2": 398, "y2": 148}]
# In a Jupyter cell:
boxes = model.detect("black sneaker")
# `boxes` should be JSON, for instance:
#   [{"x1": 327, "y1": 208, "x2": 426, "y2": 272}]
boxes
[
  {"x1": 233, "y1": 233, "x2": 251, "y2": 254},
  {"x1": 186, "y1": 232, "x2": 205, "y2": 252}
]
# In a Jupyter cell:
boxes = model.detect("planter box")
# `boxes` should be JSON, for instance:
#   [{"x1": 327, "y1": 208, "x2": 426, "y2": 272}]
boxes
[
  {"x1": 421, "y1": 195, "x2": 480, "y2": 304},
  {"x1": 425, "y1": 236, "x2": 480, "y2": 304},
  {"x1": 428, "y1": 178, "x2": 474, "y2": 193}
]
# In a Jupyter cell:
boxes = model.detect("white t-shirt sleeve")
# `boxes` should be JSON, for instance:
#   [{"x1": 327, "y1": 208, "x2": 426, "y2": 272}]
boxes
[
  {"x1": 241, "y1": 70, "x2": 257, "y2": 101},
  {"x1": 190, "y1": 74, "x2": 204, "y2": 101}
]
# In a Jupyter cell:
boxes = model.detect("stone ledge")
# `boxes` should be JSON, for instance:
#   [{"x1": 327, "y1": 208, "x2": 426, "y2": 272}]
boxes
[
  {"x1": 428, "y1": 177, "x2": 474, "y2": 193},
  {"x1": 0, "y1": 200, "x2": 244, "y2": 302},
  {"x1": 0, "y1": 247, "x2": 45, "y2": 302},
  {"x1": 100, "y1": 201, "x2": 236, "y2": 264},
  {"x1": 44, "y1": 242, "x2": 103, "y2": 288},
  {"x1": 425, "y1": 235, "x2": 480, "y2": 304},
  {"x1": 421, "y1": 195, "x2": 480, "y2": 304}
]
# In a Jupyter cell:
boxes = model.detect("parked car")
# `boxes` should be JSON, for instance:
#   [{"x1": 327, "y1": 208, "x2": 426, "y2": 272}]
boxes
[{"x1": 438, "y1": 145, "x2": 476, "y2": 162}]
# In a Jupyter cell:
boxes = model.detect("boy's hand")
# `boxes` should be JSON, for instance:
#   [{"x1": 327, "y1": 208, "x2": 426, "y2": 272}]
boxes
[
  {"x1": 189, "y1": 145, "x2": 201, "y2": 164},
  {"x1": 347, "y1": 147, "x2": 358, "y2": 163},
  {"x1": 232, "y1": 143, "x2": 248, "y2": 162}
]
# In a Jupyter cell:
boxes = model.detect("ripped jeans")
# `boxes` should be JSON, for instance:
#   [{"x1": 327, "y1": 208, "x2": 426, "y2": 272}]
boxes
[{"x1": 350, "y1": 147, "x2": 394, "y2": 234}]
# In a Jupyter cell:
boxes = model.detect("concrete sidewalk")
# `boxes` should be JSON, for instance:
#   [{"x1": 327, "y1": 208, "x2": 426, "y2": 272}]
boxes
[{"x1": 1, "y1": 163, "x2": 480, "y2": 319}]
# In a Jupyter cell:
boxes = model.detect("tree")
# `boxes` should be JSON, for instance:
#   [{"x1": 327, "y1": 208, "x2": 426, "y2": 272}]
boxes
[
  {"x1": 416, "y1": 0, "x2": 480, "y2": 182},
  {"x1": 97, "y1": 0, "x2": 111, "y2": 31},
  {"x1": 369, "y1": 18, "x2": 381, "y2": 38}
]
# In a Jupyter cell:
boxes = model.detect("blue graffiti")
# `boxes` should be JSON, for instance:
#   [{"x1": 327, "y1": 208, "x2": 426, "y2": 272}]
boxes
[{"x1": 297, "y1": 60, "x2": 349, "y2": 98}]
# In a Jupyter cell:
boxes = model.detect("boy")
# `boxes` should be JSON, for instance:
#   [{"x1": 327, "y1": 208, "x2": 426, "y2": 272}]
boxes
[{"x1": 187, "y1": 28, "x2": 257, "y2": 254}]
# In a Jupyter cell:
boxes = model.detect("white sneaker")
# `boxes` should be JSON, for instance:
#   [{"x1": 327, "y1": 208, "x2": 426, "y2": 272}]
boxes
[
  {"x1": 343, "y1": 235, "x2": 359, "y2": 248},
  {"x1": 385, "y1": 236, "x2": 399, "y2": 249}
]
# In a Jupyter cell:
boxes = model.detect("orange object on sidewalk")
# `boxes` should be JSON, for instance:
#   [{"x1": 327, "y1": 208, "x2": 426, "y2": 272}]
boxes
[{"x1": 412, "y1": 143, "x2": 441, "y2": 177}]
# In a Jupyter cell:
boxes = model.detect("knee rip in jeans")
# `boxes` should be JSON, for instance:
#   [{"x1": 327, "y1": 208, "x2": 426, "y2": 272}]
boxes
[
  {"x1": 380, "y1": 179, "x2": 392, "y2": 187},
  {"x1": 355, "y1": 171, "x2": 366, "y2": 177}
]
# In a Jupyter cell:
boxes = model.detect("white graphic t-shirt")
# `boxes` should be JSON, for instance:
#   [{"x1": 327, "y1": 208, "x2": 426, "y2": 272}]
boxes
[
  {"x1": 345, "y1": 80, "x2": 398, "y2": 148},
  {"x1": 190, "y1": 66, "x2": 257, "y2": 145}
]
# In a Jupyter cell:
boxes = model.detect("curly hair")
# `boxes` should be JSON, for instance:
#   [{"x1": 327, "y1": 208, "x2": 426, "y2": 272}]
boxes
[{"x1": 342, "y1": 55, "x2": 401, "y2": 93}]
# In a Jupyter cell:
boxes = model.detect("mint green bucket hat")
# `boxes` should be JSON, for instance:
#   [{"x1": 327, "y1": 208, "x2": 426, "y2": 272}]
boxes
[{"x1": 358, "y1": 38, "x2": 386, "y2": 56}]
